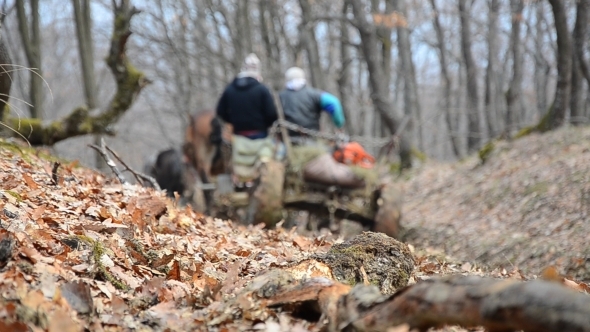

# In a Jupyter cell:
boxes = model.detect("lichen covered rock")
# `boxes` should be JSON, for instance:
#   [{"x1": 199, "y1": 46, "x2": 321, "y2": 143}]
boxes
[{"x1": 314, "y1": 232, "x2": 414, "y2": 294}]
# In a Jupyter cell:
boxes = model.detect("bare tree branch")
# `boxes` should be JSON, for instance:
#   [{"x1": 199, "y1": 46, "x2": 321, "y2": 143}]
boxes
[
  {"x1": 88, "y1": 139, "x2": 128, "y2": 184},
  {"x1": 1, "y1": 0, "x2": 150, "y2": 146}
]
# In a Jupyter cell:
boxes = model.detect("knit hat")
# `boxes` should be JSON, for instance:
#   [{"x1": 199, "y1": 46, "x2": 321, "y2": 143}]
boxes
[
  {"x1": 285, "y1": 67, "x2": 307, "y2": 90},
  {"x1": 285, "y1": 67, "x2": 305, "y2": 81},
  {"x1": 238, "y1": 53, "x2": 261, "y2": 79}
]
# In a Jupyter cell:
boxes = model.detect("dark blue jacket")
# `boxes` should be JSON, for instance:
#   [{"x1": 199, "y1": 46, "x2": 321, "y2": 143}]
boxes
[{"x1": 216, "y1": 77, "x2": 278, "y2": 138}]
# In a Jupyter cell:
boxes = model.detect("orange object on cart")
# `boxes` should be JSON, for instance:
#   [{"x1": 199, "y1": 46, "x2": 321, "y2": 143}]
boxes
[{"x1": 333, "y1": 142, "x2": 375, "y2": 169}]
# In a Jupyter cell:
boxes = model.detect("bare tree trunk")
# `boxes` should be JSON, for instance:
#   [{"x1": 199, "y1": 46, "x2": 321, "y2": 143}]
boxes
[
  {"x1": 429, "y1": 0, "x2": 460, "y2": 158},
  {"x1": 72, "y1": 0, "x2": 97, "y2": 109},
  {"x1": 0, "y1": 35, "x2": 11, "y2": 114},
  {"x1": 269, "y1": 1, "x2": 296, "y2": 67},
  {"x1": 391, "y1": 0, "x2": 423, "y2": 150},
  {"x1": 337, "y1": 1, "x2": 355, "y2": 135},
  {"x1": 350, "y1": 0, "x2": 412, "y2": 169},
  {"x1": 570, "y1": 0, "x2": 589, "y2": 125},
  {"x1": 72, "y1": 0, "x2": 106, "y2": 171},
  {"x1": 458, "y1": 0, "x2": 480, "y2": 152},
  {"x1": 206, "y1": 0, "x2": 235, "y2": 75},
  {"x1": 259, "y1": 0, "x2": 282, "y2": 91},
  {"x1": 505, "y1": 0, "x2": 524, "y2": 133},
  {"x1": 15, "y1": 0, "x2": 43, "y2": 119},
  {"x1": 373, "y1": 0, "x2": 392, "y2": 89},
  {"x1": 298, "y1": 0, "x2": 325, "y2": 90},
  {"x1": 484, "y1": 0, "x2": 500, "y2": 138},
  {"x1": 372, "y1": 0, "x2": 392, "y2": 140},
  {"x1": 236, "y1": 0, "x2": 252, "y2": 57},
  {"x1": 534, "y1": 2, "x2": 551, "y2": 119},
  {"x1": 546, "y1": 0, "x2": 572, "y2": 129}
]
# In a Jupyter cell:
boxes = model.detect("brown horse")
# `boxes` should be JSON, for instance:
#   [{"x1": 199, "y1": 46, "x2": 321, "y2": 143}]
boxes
[{"x1": 183, "y1": 109, "x2": 231, "y2": 212}]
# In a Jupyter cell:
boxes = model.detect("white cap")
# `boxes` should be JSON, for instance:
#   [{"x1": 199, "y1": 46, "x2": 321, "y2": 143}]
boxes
[
  {"x1": 285, "y1": 67, "x2": 305, "y2": 81},
  {"x1": 239, "y1": 53, "x2": 261, "y2": 78}
]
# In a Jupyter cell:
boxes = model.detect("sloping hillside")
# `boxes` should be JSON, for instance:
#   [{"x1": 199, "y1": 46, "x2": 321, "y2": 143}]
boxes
[
  {"x1": 2, "y1": 133, "x2": 590, "y2": 331},
  {"x1": 402, "y1": 126, "x2": 590, "y2": 281}
]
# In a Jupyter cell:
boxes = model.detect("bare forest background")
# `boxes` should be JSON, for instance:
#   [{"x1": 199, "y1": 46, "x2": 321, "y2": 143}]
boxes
[{"x1": 2, "y1": 0, "x2": 590, "y2": 171}]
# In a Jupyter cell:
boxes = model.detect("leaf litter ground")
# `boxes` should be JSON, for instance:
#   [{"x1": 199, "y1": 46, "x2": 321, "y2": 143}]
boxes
[
  {"x1": 401, "y1": 126, "x2": 590, "y2": 281},
  {"x1": 0, "y1": 127, "x2": 589, "y2": 331}
]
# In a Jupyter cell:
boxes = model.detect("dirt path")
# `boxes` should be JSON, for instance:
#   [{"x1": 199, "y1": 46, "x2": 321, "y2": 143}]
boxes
[{"x1": 400, "y1": 126, "x2": 590, "y2": 281}]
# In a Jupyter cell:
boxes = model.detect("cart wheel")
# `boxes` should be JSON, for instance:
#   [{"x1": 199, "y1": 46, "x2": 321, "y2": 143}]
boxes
[{"x1": 246, "y1": 160, "x2": 285, "y2": 227}]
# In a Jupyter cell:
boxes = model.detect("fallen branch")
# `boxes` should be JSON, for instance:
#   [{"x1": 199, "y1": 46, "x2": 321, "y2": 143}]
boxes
[
  {"x1": 88, "y1": 138, "x2": 127, "y2": 184},
  {"x1": 104, "y1": 144, "x2": 159, "y2": 189},
  {"x1": 263, "y1": 274, "x2": 590, "y2": 332}
]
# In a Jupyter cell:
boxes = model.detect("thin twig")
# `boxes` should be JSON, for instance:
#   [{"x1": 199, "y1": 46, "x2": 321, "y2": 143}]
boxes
[
  {"x1": 88, "y1": 139, "x2": 127, "y2": 185},
  {"x1": 104, "y1": 144, "x2": 160, "y2": 190},
  {"x1": 51, "y1": 162, "x2": 60, "y2": 185}
]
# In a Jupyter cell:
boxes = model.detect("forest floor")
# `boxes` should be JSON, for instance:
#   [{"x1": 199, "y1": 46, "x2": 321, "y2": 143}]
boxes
[
  {"x1": 401, "y1": 125, "x2": 590, "y2": 282},
  {"x1": 0, "y1": 126, "x2": 589, "y2": 331}
]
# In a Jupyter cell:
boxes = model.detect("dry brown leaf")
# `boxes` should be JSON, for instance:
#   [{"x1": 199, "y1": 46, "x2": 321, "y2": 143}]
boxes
[
  {"x1": 111, "y1": 296, "x2": 128, "y2": 315},
  {"x1": 22, "y1": 172, "x2": 39, "y2": 190},
  {"x1": 167, "y1": 260, "x2": 181, "y2": 281},
  {"x1": 372, "y1": 11, "x2": 407, "y2": 28},
  {"x1": 386, "y1": 324, "x2": 411, "y2": 332},
  {"x1": 95, "y1": 282, "x2": 112, "y2": 300},
  {"x1": 21, "y1": 289, "x2": 46, "y2": 308},
  {"x1": 151, "y1": 253, "x2": 175, "y2": 269},
  {"x1": 540, "y1": 266, "x2": 562, "y2": 282},
  {"x1": 108, "y1": 265, "x2": 141, "y2": 289},
  {"x1": 60, "y1": 281, "x2": 94, "y2": 314},
  {"x1": 293, "y1": 236, "x2": 312, "y2": 250},
  {"x1": 20, "y1": 246, "x2": 41, "y2": 264},
  {"x1": 0, "y1": 320, "x2": 29, "y2": 332}
]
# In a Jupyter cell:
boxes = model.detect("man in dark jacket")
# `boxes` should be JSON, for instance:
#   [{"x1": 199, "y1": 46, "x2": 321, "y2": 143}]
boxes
[{"x1": 216, "y1": 53, "x2": 278, "y2": 139}]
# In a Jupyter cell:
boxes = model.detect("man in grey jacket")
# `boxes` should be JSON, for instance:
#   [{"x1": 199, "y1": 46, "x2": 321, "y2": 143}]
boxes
[{"x1": 278, "y1": 67, "x2": 345, "y2": 142}]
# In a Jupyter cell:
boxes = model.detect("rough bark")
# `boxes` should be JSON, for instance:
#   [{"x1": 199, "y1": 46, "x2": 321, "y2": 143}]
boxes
[
  {"x1": 546, "y1": 0, "x2": 572, "y2": 130},
  {"x1": 299, "y1": 0, "x2": 325, "y2": 90},
  {"x1": 72, "y1": 0, "x2": 97, "y2": 109},
  {"x1": 349, "y1": 0, "x2": 412, "y2": 169},
  {"x1": 259, "y1": 0, "x2": 282, "y2": 91},
  {"x1": 534, "y1": 2, "x2": 551, "y2": 118},
  {"x1": 373, "y1": 0, "x2": 392, "y2": 90},
  {"x1": 72, "y1": 0, "x2": 106, "y2": 171},
  {"x1": 484, "y1": 0, "x2": 500, "y2": 138},
  {"x1": 1, "y1": 0, "x2": 149, "y2": 146},
  {"x1": 15, "y1": 0, "x2": 43, "y2": 119},
  {"x1": 269, "y1": 1, "x2": 297, "y2": 67},
  {"x1": 505, "y1": 0, "x2": 524, "y2": 132},
  {"x1": 205, "y1": 0, "x2": 234, "y2": 76},
  {"x1": 570, "y1": 0, "x2": 589, "y2": 124},
  {"x1": 573, "y1": 0, "x2": 590, "y2": 89},
  {"x1": 235, "y1": 0, "x2": 252, "y2": 62},
  {"x1": 458, "y1": 0, "x2": 480, "y2": 152},
  {"x1": 429, "y1": 0, "x2": 460, "y2": 158},
  {"x1": 0, "y1": 35, "x2": 11, "y2": 114},
  {"x1": 391, "y1": 0, "x2": 423, "y2": 151},
  {"x1": 337, "y1": 1, "x2": 355, "y2": 135},
  {"x1": 339, "y1": 276, "x2": 590, "y2": 331},
  {"x1": 262, "y1": 272, "x2": 590, "y2": 332}
]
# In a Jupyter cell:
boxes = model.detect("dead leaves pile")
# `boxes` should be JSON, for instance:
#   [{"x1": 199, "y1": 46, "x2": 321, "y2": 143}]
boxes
[
  {"x1": 0, "y1": 143, "x2": 333, "y2": 331},
  {"x1": 402, "y1": 126, "x2": 590, "y2": 280},
  {"x1": 2, "y1": 139, "x2": 588, "y2": 332}
]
